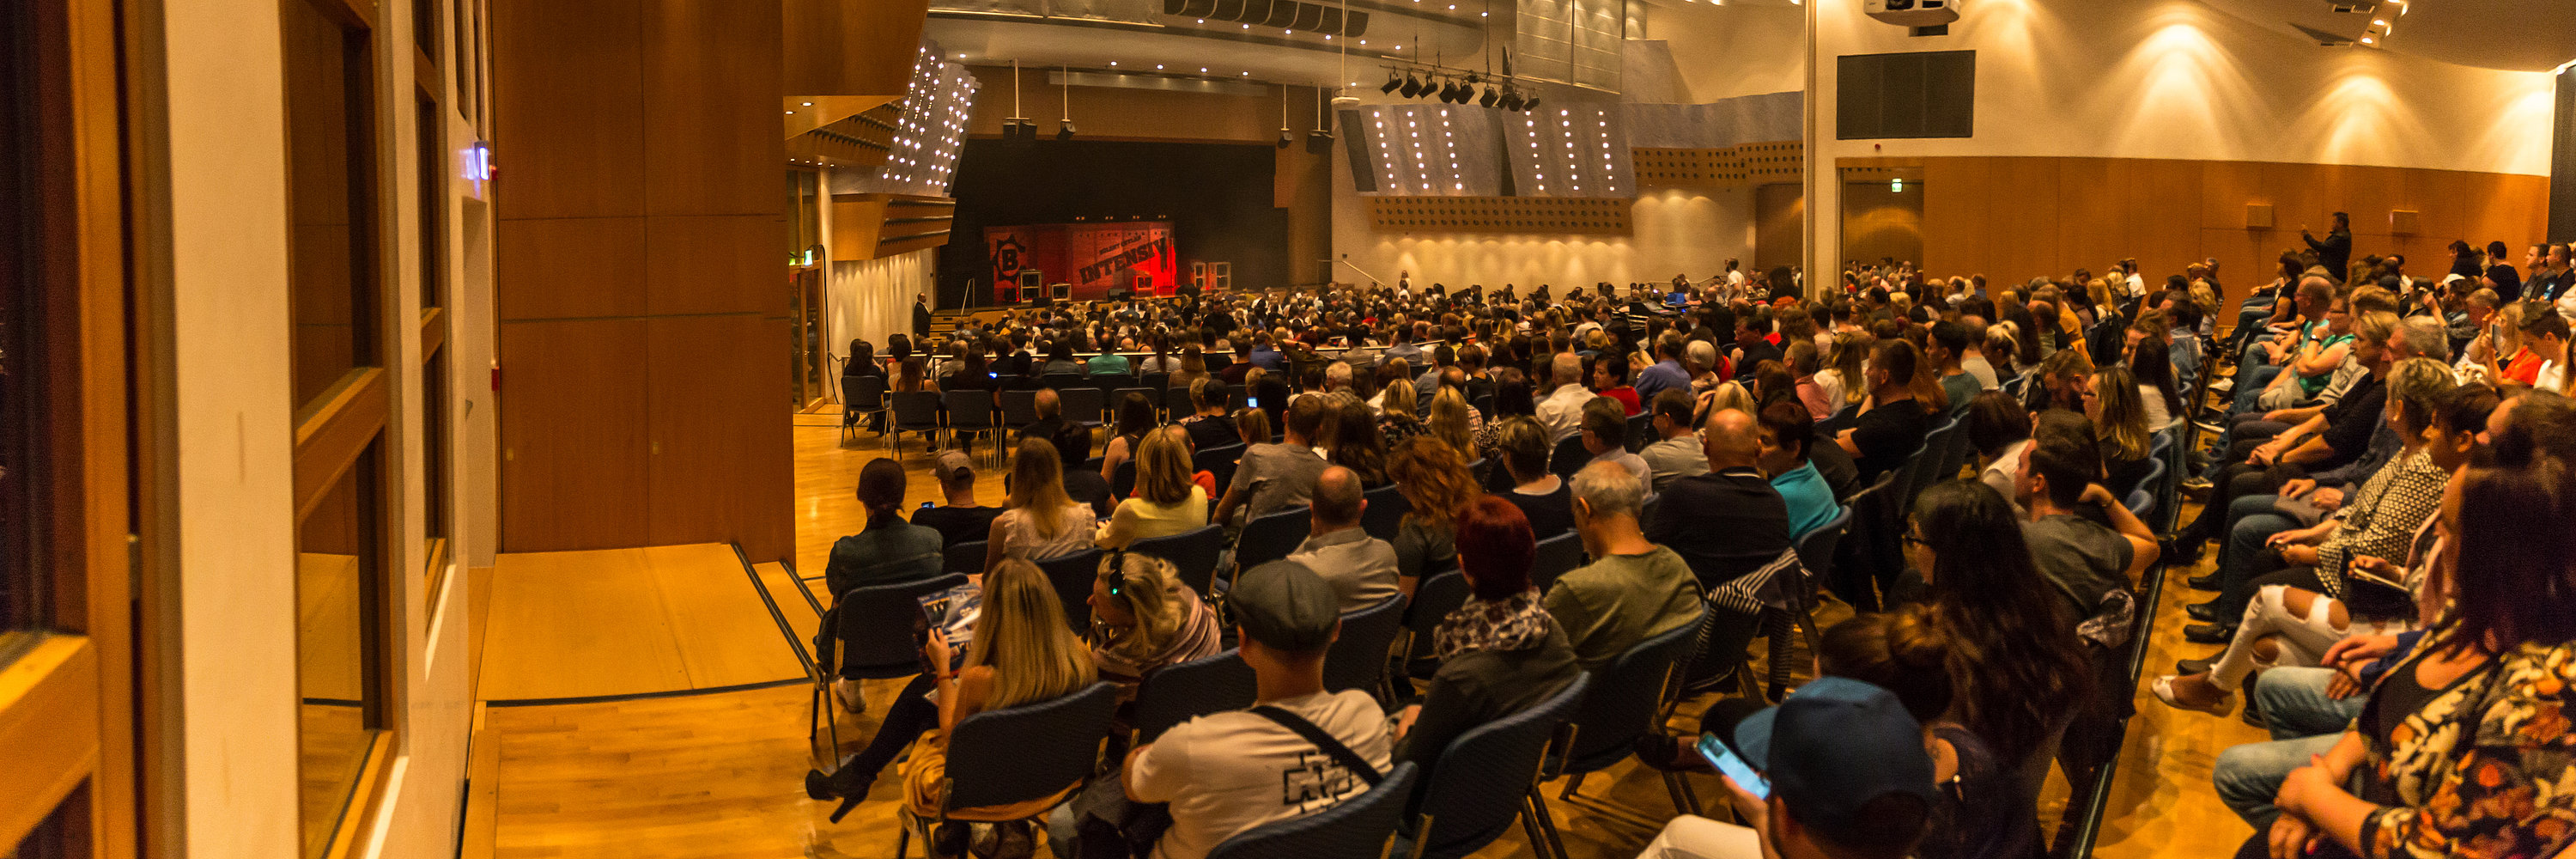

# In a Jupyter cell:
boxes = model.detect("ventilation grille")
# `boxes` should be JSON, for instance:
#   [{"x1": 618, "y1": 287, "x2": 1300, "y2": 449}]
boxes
[
  {"x1": 1367, "y1": 197, "x2": 1631, "y2": 234},
  {"x1": 1631, "y1": 142, "x2": 1803, "y2": 188}
]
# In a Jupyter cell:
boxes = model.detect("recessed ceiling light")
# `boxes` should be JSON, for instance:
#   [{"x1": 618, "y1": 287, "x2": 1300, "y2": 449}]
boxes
[{"x1": 801, "y1": 101, "x2": 813, "y2": 106}]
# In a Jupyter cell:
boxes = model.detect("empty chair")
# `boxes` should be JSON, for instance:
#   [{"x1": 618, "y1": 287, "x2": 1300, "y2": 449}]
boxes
[
  {"x1": 1529, "y1": 531, "x2": 1585, "y2": 592},
  {"x1": 1359, "y1": 484, "x2": 1412, "y2": 541},
  {"x1": 1163, "y1": 385, "x2": 1195, "y2": 421},
  {"x1": 896, "y1": 682, "x2": 1121, "y2": 859},
  {"x1": 943, "y1": 540, "x2": 988, "y2": 576},
  {"x1": 842, "y1": 375, "x2": 887, "y2": 443},
  {"x1": 1127, "y1": 650, "x2": 1258, "y2": 745},
  {"x1": 1194, "y1": 443, "x2": 1247, "y2": 497},
  {"x1": 1323, "y1": 594, "x2": 1406, "y2": 700},
  {"x1": 1547, "y1": 434, "x2": 1591, "y2": 484},
  {"x1": 1534, "y1": 610, "x2": 1708, "y2": 852},
  {"x1": 1206, "y1": 763, "x2": 1420, "y2": 859},
  {"x1": 1625, "y1": 413, "x2": 1653, "y2": 454},
  {"x1": 1393, "y1": 674, "x2": 1591, "y2": 859},
  {"x1": 944, "y1": 390, "x2": 1003, "y2": 458},
  {"x1": 1127, "y1": 525, "x2": 1226, "y2": 596},
  {"x1": 811, "y1": 573, "x2": 970, "y2": 752},
  {"x1": 1058, "y1": 386, "x2": 1106, "y2": 432},
  {"x1": 889, "y1": 391, "x2": 944, "y2": 457},
  {"x1": 1034, "y1": 548, "x2": 1105, "y2": 631},
  {"x1": 1232, "y1": 509, "x2": 1311, "y2": 582},
  {"x1": 1113, "y1": 386, "x2": 1157, "y2": 423},
  {"x1": 1039, "y1": 373, "x2": 1088, "y2": 391},
  {"x1": 997, "y1": 389, "x2": 1042, "y2": 436},
  {"x1": 1141, "y1": 371, "x2": 1170, "y2": 395}
]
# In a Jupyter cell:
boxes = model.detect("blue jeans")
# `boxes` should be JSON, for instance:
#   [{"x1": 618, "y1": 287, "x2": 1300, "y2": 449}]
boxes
[
  {"x1": 2232, "y1": 363, "x2": 2285, "y2": 413},
  {"x1": 2214, "y1": 667, "x2": 2364, "y2": 830}
]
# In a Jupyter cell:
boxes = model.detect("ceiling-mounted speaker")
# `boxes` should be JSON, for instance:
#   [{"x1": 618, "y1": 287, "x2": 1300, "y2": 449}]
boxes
[{"x1": 2389, "y1": 209, "x2": 2421, "y2": 235}]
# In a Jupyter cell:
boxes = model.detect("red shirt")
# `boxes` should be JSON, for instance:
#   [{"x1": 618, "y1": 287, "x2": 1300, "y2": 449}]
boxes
[{"x1": 1601, "y1": 386, "x2": 1642, "y2": 416}]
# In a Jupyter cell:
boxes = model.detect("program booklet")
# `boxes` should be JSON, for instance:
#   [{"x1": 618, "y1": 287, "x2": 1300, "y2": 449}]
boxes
[{"x1": 917, "y1": 584, "x2": 981, "y2": 673}]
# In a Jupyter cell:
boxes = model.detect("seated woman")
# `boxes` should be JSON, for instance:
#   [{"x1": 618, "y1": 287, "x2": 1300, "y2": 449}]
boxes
[
  {"x1": 1965, "y1": 390, "x2": 2034, "y2": 515},
  {"x1": 1474, "y1": 369, "x2": 1536, "y2": 461},
  {"x1": 984, "y1": 438, "x2": 1102, "y2": 573},
  {"x1": 2154, "y1": 374, "x2": 2481, "y2": 716},
  {"x1": 1097, "y1": 393, "x2": 1159, "y2": 487},
  {"x1": 1492, "y1": 416, "x2": 1575, "y2": 538},
  {"x1": 1096, "y1": 428, "x2": 1208, "y2": 550},
  {"x1": 1085, "y1": 552, "x2": 1219, "y2": 685},
  {"x1": 2242, "y1": 453, "x2": 2576, "y2": 859},
  {"x1": 1591, "y1": 353, "x2": 1641, "y2": 416},
  {"x1": 2080, "y1": 365, "x2": 2156, "y2": 498},
  {"x1": 1391, "y1": 497, "x2": 1580, "y2": 804},
  {"x1": 805, "y1": 557, "x2": 1097, "y2": 840},
  {"x1": 1324, "y1": 396, "x2": 1391, "y2": 487},
  {"x1": 1386, "y1": 436, "x2": 1475, "y2": 593},
  {"x1": 1376, "y1": 378, "x2": 1431, "y2": 447}
]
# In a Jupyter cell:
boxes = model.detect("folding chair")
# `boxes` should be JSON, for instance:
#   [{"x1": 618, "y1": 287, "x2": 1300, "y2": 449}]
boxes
[
  {"x1": 889, "y1": 391, "x2": 944, "y2": 459},
  {"x1": 1128, "y1": 525, "x2": 1226, "y2": 596},
  {"x1": 1232, "y1": 509, "x2": 1311, "y2": 585},
  {"x1": 811, "y1": 574, "x2": 967, "y2": 763},
  {"x1": 1128, "y1": 649, "x2": 1256, "y2": 745},
  {"x1": 895, "y1": 682, "x2": 1120, "y2": 858},
  {"x1": 1360, "y1": 484, "x2": 1412, "y2": 541},
  {"x1": 1391, "y1": 674, "x2": 1590, "y2": 859},
  {"x1": 943, "y1": 541, "x2": 988, "y2": 576},
  {"x1": 1535, "y1": 611, "x2": 1708, "y2": 836},
  {"x1": 1208, "y1": 764, "x2": 1419, "y2": 859},
  {"x1": 1530, "y1": 531, "x2": 1585, "y2": 592},
  {"x1": 1324, "y1": 594, "x2": 1406, "y2": 703},
  {"x1": 1035, "y1": 548, "x2": 1105, "y2": 631},
  {"x1": 842, "y1": 375, "x2": 886, "y2": 443}
]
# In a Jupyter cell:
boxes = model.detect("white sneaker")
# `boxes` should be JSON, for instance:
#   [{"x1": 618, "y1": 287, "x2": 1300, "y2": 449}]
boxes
[{"x1": 832, "y1": 679, "x2": 867, "y2": 715}]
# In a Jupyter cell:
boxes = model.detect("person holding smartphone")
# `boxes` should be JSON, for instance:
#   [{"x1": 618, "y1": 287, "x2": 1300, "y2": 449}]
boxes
[{"x1": 1637, "y1": 676, "x2": 1939, "y2": 859}]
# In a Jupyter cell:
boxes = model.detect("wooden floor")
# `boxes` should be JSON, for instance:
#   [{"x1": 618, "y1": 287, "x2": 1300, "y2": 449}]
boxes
[
  {"x1": 472, "y1": 412, "x2": 2266, "y2": 859},
  {"x1": 477, "y1": 543, "x2": 804, "y2": 702}
]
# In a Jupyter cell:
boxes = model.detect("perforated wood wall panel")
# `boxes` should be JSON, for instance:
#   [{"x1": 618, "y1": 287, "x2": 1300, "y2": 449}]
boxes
[
  {"x1": 1367, "y1": 197, "x2": 1632, "y2": 235},
  {"x1": 1631, "y1": 141, "x2": 1803, "y2": 189}
]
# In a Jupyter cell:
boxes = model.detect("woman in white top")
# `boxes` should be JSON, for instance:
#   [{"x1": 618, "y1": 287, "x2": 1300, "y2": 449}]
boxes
[
  {"x1": 987, "y1": 437, "x2": 1100, "y2": 572},
  {"x1": 1097, "y1": 428, "x2": 1208, "y2": 549},
  {"x1": 1963, "y1": 390, "x2": 2034, "y2": 515}
]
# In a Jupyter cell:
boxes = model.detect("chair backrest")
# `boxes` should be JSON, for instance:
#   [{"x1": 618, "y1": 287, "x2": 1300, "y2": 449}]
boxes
[
  {"x1": 1531, "y1": 531, "x2": 1585, "y2": 592},
  {"x1": 1555, "y1": 611, "x2": 1706, "y2": 775},
  {"x1": 1401, "y1": 569, "x2": 1468, "y2": 661},
  {"x1": 1195, "y1": 442, "x2": 1248, "y2": 491},
  {"x1": 835, "y1": 573, "x2": 969, "y2": 679},
  {"x1": 1035, "y1": 548, "x2": 1106, "y2": 631},
  {"x1": 1041, "y1": 373, "x2": 1089, "y2": 391},
  {"x1": 1127, "y1": 525, "x2": 1226, "y2": 595},
  {"x1": 1359, "y1": 484, "x2": 1412, "y2": 541},
  {"x1": 1413, "y1": 673, "x2": 1592, "y2": 856},
  {"x1": 1235, "y1": 508, "x2": 1312, "y2": 573},
  {"x1": 1324, "y1": 594, "x2": 1406, "y2": 696},
  {"x1": 1059, "y1": 387, "x2": 1106, "y2": 425},
  {"x1": 1112, "y1": 386, "x2": 1156, "y2": 419},
  {"x1": 846, "y1": 374, "x2": 887, "y2": 408},
  {"x1": 941, "y1": 681, "x2": 1121, "y2": 812},
  {"x1": 1547, "y1": 435, "x2": 1591, "y2": 483},
  {"x1": 1795, "y1": 506, "x2": 1854, "y2": 580},
  {"x1": 944, "y1": 389, "x2": 996, "y2": 429},
  {"x1": 1141, "y1": 371, "x2": 1170, "y2": 393},
  {"x1": 998, "y1": 389, "x2": 1042, "y2": 429},
  {"x1": 1819, "y1": 402, "x2": 1861, "y2": 435},
  {"x1": 1625, "y1": 413, "x2": 1653, "y2": 454},
  {"x1": 1207, "y1": 762, "x2": 1420, "y2": 859},
  {"x1": 1163, "y1": 385, "x2": 1195, "y2": 419},
  {"x1": 1112, "y1": 460, "x2": 1139, "y2": 500},
  {"x1": 891, "y1": 391, "x2": 943, "y2": 427},
  {"x1": 1128, "y1": 650, "x2": 1259, "y2": 744},
  {"x1": 944, "y1": 540, "x2": 988, "y2": 576}
]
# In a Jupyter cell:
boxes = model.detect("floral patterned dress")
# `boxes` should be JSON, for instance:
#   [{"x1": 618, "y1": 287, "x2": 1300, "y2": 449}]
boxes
[{"x1": 2350, "y1": 636, "x2": 2576, "y2": 859}]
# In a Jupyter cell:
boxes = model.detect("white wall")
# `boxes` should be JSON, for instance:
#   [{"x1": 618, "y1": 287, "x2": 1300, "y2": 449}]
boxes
[
  {"x1": 1802, "y1": 0, "x2": 2559, "y2": 277},
  {"x1": 1637, "y1": 3, "x2": 1810, "y2": 104},
  {"x1": 827, "y1": 249, "x2": 938, "y2": 368}
]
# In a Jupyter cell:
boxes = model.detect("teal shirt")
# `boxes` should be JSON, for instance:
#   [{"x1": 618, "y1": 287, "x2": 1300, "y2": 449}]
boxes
[
  {"x1": 1771, "y1": 460, "x2": 1839, "y2": 539},
  {"x1": 1088, "y1": 352, "x2": 1132, "y2": 376}
]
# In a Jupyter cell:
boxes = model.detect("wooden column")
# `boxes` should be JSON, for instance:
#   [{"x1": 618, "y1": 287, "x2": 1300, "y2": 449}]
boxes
[{"x1": 493, "y1": 0, "x2": 794, "y2": 560}]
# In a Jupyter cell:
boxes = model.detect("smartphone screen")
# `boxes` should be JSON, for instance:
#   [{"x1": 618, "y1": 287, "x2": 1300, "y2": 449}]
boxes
[
  {"x1": 1247, "y1": 397, "x2": 1261, "y2": 410},
  {"x1": 1697, "y1": 734, "x2": 1771, "y2": 800}
]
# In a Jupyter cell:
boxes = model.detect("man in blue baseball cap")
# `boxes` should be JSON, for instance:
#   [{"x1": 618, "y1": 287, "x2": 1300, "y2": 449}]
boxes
[{"x1": 1637, "y1": 677, "x2": 1939, "y2": 859}]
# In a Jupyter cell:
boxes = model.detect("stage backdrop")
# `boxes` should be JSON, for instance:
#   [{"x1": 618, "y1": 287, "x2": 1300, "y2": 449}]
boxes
[
  {"x1": 984, "y1": 222, "x2": 1178, "y2": 301},
  {"x1": 940, "y1": 139, "x2": 1289, "y2": 308}
]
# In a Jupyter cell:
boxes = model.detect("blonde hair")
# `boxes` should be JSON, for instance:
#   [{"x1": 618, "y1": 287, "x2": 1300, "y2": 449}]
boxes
[
  {"x1": 1134, "y1": 427, "x2": 1193, "y2": 506},
  {"x1": 2087, "y1": 366, "x2": 2151, "y2": 461},
  {"x1": 1095, "y1": 553, "x2": 1187, "y2": 658},
  {"x1": 967, "y1": 558, "x2": 1098, "y2": 709},
  {"x1": 1006, "y1": 437, "x2": 1078, "y2": 539},
  {"x1": 1428, "y1": 387, "x2": 1475, "y2": 457},
  {"x1": 1382, "y1": 378, "x2": 1419, "y2": 419},
  {"x1": 1704, "y1": 381, "x2": 1756, "y2": 419},
  {"x1": 1828, "y1": 332, "x2": 1873, "y2": 405}
]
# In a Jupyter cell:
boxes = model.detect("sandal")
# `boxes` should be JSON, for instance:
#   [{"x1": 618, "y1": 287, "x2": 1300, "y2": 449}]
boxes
[{"x1": 2150, "y1": 674, "x2": 2233, "y2": 716}]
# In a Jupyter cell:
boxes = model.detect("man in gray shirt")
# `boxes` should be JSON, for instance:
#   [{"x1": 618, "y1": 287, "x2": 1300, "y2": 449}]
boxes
[
  {"x1": 1285, "y1": 466, "x2": 1401, "y2": 612},
  {"x1": 1637, "y1": 389, "x2": 1710, "y2": 491},
  {"x1": 1580, "y1": 396, "x2": 1653, "y2": 489},
  {"x1": 1213, "y1": 394, "x2": 1330, "y2": 526}
]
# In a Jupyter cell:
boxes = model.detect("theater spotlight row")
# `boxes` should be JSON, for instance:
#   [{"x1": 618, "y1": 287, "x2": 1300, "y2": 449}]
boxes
[{"x1": 1378, "y1": 69, "x2": 1540, "y2": 112}]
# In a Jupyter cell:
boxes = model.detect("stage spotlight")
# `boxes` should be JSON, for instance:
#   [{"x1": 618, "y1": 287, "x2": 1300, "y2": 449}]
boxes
[
  {"x1": 1056, "y1": 119, "x2": 1077, "y2": 140},
  {"x1": 1479, "y1": 86, "x2": 1499, "y2": 107},
  {"x1": 1400, "y1": 73, "x2": 1423, "y2": 98},
  {"x1": 1521, "y1": 97, "x2": 1541, "y2": 113},
  {"x1": 1437, "y1": 81, "x2": 1457, "y2": 101},
  {"x1": 1380, "y1": 72, "x2": 1402, "y2": 94},
  {"x1": 1278, "y1": 127, "x2": 1294, "y2": 148},
  {"x1": 1498, "y1": 89, "x2": 1522, "y2": 111}
]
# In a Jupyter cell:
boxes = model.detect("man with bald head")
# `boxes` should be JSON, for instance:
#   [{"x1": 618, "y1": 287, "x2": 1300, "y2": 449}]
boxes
[
  {"x1": 1644, "y1": 408, "x2": 1793, "y2": 594},
  {"x1": 1286, "y1": 466, "x2": 1400, "y2": 611},
  {"x1": 1534, "y1": 351, "x2": 1594, "y2": 441}
]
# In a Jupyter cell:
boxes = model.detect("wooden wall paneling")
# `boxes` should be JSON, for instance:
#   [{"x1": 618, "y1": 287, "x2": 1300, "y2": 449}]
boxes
[
  {"x1": 495, "y1": 216, "x2": 647, "y2": 320},
  {"x1": 2394, "y1": 168, "x2": 2467, "y2": 245},
  {"x1": 829, "y1": 196, "x2": 890, "y2": 262},
  {"x1": 1754, "y1": 183, "x2": 1806, "y2": 272},
  {"x1": 2053, "y1": 158, "x2": 2122, "y2": 277},
  {"x1": 2342, "y1": 165, "x2": 2403, "y2": 243},
  {"x1": 641, "y1": 0, "x2": 785, "y2": 217},
  {"x1": 2461, "y1": 173, "x2": 2551, "y2": 249},
  {"x1": 781, "y1": 0, "x2": 927, "y2": 99},
  {"x1": 643, "y1": 315, "x2": 793, "y2": 560},
  {"x1": 1919, "y1": 157, "x2": 1990, "y2": 277},
  {"x1": 2202, "y1": 227, "x2": 2277, "y2": 320},
  {"x1": 2261, "y1": 161, "x2": 2343, "y2": 241},
  {"x1": 2199, "y1": 161, "x2": 2268, "y2": 231},
  {"x1": 497, "y1": 320, "x2": 650, "y2": 551},
  {"x1": 642, "y1": 215, "x2": 788, "y2": 316},
  {"x1": 2127, "y1": 158, "x2": 2205, "y2": 278},
  {"x1": 1838, "y1": 180, "x2": 1924, "y2": 271},
  {"x1": 491, "y1": 0, "x2": 645, "y2": 220},
  {"x1": 1989, "y1": 158, "x2": 2063, "y2": 282}
]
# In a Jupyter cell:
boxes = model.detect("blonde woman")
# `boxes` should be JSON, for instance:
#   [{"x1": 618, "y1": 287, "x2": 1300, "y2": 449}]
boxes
[
  {"x1": 1817, "y1": 332, "x2": 1873, "y2": 410},
  {"x1": 1169, "y1": 345, "x2": 1212, "y2": 393},
  {"x1": 985, "y1": 437, "x2": 1099, "y2": 573},
  {"x1": 2081, "y1": 365, "x2": 2155, "y2": 496},
  {"x1": 806, "y1": 557, "x2": 1097, "y2": 837},
  {"x1": 1427, "y1": 387, "x2": 1479, "y2": 459},
  {"x1": 1692, "y1": 380, "x2": 1758, "y2": 430},
  {"x1": 1086, "y1": 552, "x2": 1220, "y2": 685},
  {"x1": 1097, "y1": 428, "x2": 1209, "y2": 549},
  {"x1": 1376, "y1": 377, "x2": 1431, "y2": 447}
]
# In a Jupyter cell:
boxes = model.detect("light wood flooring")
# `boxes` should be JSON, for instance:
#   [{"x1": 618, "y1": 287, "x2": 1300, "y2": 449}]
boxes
[
  {"x1": 477, "y1": 543, "x2": 803, "y2": 702},
  {"x1": 474, "y1": 412, "x2": 2262, "y2": 859}
]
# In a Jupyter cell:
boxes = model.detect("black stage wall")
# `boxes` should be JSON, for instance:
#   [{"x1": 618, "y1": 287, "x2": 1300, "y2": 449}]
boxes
[{"x1": 940, "y1": 139, "x2": 1289, "y2": 308}]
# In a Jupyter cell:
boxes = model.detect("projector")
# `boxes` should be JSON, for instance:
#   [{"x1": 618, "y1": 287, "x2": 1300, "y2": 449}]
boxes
[{"x1": 1864, "y1": 0, "x2": 1958, "y2": 27}]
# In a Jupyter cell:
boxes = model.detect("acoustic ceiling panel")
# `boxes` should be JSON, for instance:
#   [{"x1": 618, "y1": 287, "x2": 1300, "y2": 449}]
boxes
[{"x1": 1504, "y1": 106, "x2": 1632, "y2": 198}]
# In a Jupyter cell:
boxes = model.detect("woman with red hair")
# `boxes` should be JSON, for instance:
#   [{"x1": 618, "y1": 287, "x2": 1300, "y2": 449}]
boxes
[{"x1": 1389, "y1": 497, "x2": 1583, "y2": 800}]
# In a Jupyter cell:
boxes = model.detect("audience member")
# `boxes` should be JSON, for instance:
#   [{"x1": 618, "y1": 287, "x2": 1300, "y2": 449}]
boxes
[
  {"x1": 1536, "y1": 352, "x2": 1593, "y2": 441},
  {"x1": 1640, "y1": 389, "x2": 1712, "y2": 490},
  {"x1": 1285, "y1": 466, "x2": 1400, "y2": 611},
  {"x1": 985, "y1": 438, "x2": 1103, "y2": 572},
  {"x1": 1391, "y1": 497, "x2": 1581, "y2": 804},
  {"x1": 2016, "y1": 413, "x2": 2158, "y2": 626},
  {"x1": 1581, "y1": 395, "x2": 1653, "y2": 487},
  {"x1": 1212, "y1": 394, "x2": 1327, "y2": 525},
  {"x1": 1097, "y1": 428, "x2": 1210, "y2": 550},
  {"x1": 1549, "y1": 461, "x2": 1704, "y2": 672},
  {"x1": 1758, "y1": 399, "x2": 1838, "y2": 539},
  {"x1": 1086, "y1": 552, "x2": 1221, "y2": 685},
  {"x1": 1838, "y1": 339, "x2": 1936, "y2": 483},
  {"x1": 1496, "y1": 416, "x2": 1577, "y2": 537},
  {"x1": 912, "y1": 450, "x2": 1006, "y2": 548},
  {"x1": 1637, "y1": 678, "x2": 1937, "y2": 859},
  {"x1": 1386, "y1": 437, "x2": 1474, "y2": 589}
]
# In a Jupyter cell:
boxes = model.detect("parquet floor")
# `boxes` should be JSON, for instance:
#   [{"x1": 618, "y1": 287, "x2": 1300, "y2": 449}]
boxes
[{"x1": 476, "y1": 411, "x2": 2259, "y2": 859}]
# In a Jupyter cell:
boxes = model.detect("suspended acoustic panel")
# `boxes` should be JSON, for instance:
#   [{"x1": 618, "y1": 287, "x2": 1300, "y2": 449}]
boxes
[
  {"x1": 1163, "y1": 0, "x2": 1368, "y2": 36},
  {"x1": 1368, "y1": 197, "x2": 1632, "y2": 235},
  {"x1": 1630, "y1": 142, "x2": 1803, "y2": 189}
]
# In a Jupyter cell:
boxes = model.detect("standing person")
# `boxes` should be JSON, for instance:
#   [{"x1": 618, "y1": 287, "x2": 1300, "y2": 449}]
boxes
[
  {"x1": 2302, "y1": 212, "x2": 2354, "y2": 283},
  {"x1": 914, "y1": 292, "x2": 933, "y2": 339}
]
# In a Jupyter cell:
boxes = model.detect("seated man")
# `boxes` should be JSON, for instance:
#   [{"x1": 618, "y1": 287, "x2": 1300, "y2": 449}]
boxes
[
  {"x1": 1647, "y1": 408, "x2": 1791, "y2": 690},
  {"x1": 1757, "y1": 400, "x2": 1839, "y2": 539},
  {"x1": 2016, "y1": 413, "x2": 2158, "y2": 627},
  {"x1": 1285, "y1": 466, "x2": 1401, "y2": 612},
  {"x1": 1212, "y1": 393, "x2": 1329, "y2": 525},
  {"x1": 1637, "y1": 678, "x2": 1938, "y2": 859},
  {"x1": 1638, "y1": 389, "x2": 1710, "y2": 491},
  {"x1": 909, "y1": 450, "x2": 1005, "y2": 548},
  {"x1": 1580, "y1": 396, "x2": 1652, "y2": 488},
  {"x1": 1836, "y1": 339, "x2": 1934, "y2": 484},
  {"x1": 1119, "y1": 560, "x2": 1393, "y2": 859},
  {"x1": 1549, "y1": 461, "x2": 1704, "y2": 672}
]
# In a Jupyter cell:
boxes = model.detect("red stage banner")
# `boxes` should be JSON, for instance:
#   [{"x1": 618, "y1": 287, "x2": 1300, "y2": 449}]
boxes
[{"x1": 986, "y1": 222, "x2": 1177, "y2": 302}]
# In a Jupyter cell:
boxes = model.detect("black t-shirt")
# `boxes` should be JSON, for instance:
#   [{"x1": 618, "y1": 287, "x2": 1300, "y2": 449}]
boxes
[
  {"x1": 1644, "y1": 467, "x2": 1791, "y2": 589},
  {"x1": 2317, "y1": 374, "x2": 2387, "y2": 471},
  {"x1": 1182, "y1": 415, "x2": 1241, "y2": 451},
  {"x1": 1500, "y1": 483, "x2": 1576, "y2": 539},
  {"x1": 1849, "y1": 399, "x2": 1933, "y2": 483},
  {"x1": 910, "y1": 505, "x2": 1004, "y2": 548}
]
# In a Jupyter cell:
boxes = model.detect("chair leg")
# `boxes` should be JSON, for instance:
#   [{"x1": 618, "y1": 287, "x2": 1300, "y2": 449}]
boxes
[
  {"x1": 1525, "y1": 787, "x2": 1568, "y2": 859},
  {"x1": 1663, "y1": 771, "x2": 1704, "y2": 817},
  {"x1": 894, "y1": 820, "x2": 908, "y2": 859}
]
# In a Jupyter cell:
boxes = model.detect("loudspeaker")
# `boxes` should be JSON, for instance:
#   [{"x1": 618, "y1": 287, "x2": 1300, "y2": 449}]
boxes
[
  {"x1": 2389, "y1": 210, "x2": 2421, "y2": 235},
  {"x1": 1051, "y1": 283, "x2": 1072, "y2": 300},
  {"x1": 2245, "y1": 204, "x2": 2275, "y2": 229}
]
